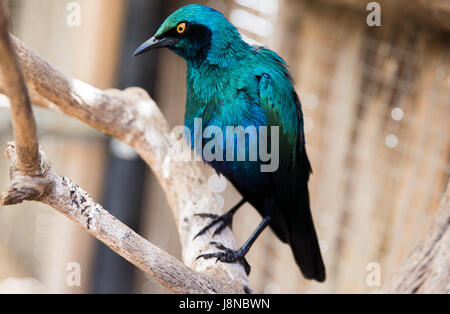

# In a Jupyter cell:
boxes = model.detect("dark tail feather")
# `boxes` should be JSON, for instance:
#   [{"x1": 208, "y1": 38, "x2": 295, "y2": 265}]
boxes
[{"x1": 289, "y1": 186, "x2": 326, "y2": 282}]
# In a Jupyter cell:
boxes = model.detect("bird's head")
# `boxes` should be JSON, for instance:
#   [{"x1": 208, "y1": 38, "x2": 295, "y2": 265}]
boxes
[{"x1": 134, "y1": 4, "x2": 248, "y2": 66}]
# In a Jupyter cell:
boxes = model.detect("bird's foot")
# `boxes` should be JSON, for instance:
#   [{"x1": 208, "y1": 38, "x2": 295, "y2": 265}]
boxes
[
  {"x1": 196, "y1": 241, "x2": 251, "y2": 275},
  {"x1": 193, "y1": 210, "x2": 234, "y2": 239},
  {"x1": 196, "y1": 241, "x2": 241, "y2": 263}
]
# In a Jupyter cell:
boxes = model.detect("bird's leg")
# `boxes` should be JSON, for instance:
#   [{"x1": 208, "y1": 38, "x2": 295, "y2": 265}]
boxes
[
  {"x1": 196, "y1": 216, "x2": 271, "y2": 275},
  {"x1": 194, "y1": 198, "x2": 246, "y2": 239}
]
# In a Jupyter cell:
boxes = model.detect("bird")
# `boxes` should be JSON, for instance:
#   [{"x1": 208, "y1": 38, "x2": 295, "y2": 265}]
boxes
[{"x1": 134, "y1": 4, "x2": 325, "y2": 282}]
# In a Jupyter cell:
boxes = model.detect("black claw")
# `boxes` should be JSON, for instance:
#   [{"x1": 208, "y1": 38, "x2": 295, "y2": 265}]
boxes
[
  {"x1": 193, "y1": 219, "x2": 221, "y2": 240},
  {"x1": 194, "y1": 213, "x2": 219, "y2": 219},
  {"x1": 212, "y1": 220, "x2": 231, "y2": 237},
  {"x1": 197, "y1": 242, "x2": 241, "y2": 263},
  {"x1": 193, "y1": 212, "x2": 233, "y2": 240},
  {"x1": 196, "y1": 253, "x2": 211, "y2": 260},
  {"x1": 209, "y1": 241, "x2": 229, "y2": 251},
  {"x1": 242, "y1": 258, "x2": 251, "y2": 276},
  {"x1": 195, "y1": 241, "x2": 252, "y2": 276}
]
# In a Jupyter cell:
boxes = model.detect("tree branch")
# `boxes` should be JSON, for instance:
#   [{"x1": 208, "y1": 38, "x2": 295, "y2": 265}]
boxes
[
  {"x1": 0, "y1": 2, "x2": 40, "y2": 176},
  {"x1": 0, "y1": 2, "x2": 250, "y2": 294},
  {"x1": 380, "y1": 181, "x2": 450, "y2": 293},
  {"x1": 2, "y1": 143, "x2": 224, "y2": 293}
]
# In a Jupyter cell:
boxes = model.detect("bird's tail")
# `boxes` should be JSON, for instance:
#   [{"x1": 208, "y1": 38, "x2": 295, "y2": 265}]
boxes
[{"x1": 289, "y1": 183, "x2": 326, "y2": 282}]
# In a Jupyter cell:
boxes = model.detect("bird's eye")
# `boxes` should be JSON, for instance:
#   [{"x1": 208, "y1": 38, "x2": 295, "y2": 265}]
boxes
[{"x1": 176, "y1": 22, "x2": 186, "y2": 34}]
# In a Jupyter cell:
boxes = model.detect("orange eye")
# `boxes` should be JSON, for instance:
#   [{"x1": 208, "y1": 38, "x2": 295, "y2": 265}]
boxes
[{"x1": 177, "y1": 23, "x2": 186, "y2": 34}]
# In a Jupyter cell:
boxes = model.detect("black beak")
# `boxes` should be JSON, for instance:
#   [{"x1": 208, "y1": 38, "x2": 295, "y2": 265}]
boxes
[{"x1": 133, "y1": 37, "x2": 180, "y2": 56}]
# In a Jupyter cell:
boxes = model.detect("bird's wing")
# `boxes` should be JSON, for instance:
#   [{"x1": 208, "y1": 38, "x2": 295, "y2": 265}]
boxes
[
  {"x1": 251, "y1": 47, "x2": 304, "y2": 170},
  {"x1": 253, "y1": 48, "x2": 325, "y2": 281}
]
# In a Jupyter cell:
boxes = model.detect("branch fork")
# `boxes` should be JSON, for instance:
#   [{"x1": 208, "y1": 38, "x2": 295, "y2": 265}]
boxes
[{"x1": 1, "y1": 143, "x2": 50, "y2": 205}]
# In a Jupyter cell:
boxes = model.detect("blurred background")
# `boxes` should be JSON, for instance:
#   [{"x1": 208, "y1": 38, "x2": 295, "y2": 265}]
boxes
[{"x1": 0, "y1": 0, "x2": 449, "y2": 293}]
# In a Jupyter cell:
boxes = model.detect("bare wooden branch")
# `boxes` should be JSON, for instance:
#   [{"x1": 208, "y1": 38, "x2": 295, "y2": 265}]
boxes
[
  {"x1": 380, "y1": 181, "x2": 450, "y2": 293},
  {"x1": 0, "y1": 3, "x2": 40, "y2": 176},
  {"x1": 0, "y1": 3, "x2": 250, "y2": 293},
  {"x1": 1, "y1": 143, "x2": 233, "y2": 294}
]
